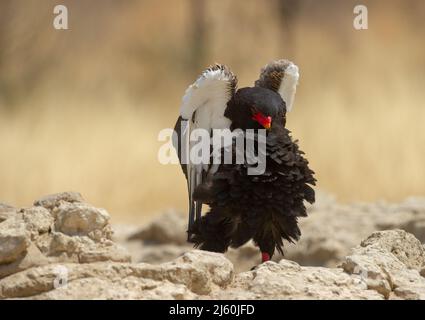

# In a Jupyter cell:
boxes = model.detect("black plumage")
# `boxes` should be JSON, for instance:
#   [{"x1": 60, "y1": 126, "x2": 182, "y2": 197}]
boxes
[{"x1": 174, "y1": 60, "x2": 316, "y2": 262}]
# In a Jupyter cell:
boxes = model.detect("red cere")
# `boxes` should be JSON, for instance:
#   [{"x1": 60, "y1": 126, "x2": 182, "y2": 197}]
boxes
[
  {"x1": 261, "y1": 252, "x2": 270, "y2": 262},
  {"x1": 252, "y1": 112, "x2": 272, "y2": 128}
]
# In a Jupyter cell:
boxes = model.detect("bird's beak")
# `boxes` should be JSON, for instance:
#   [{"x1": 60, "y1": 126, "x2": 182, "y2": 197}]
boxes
[
  {"x1": 252, "y1": 112, "x2": 272, "y2": 130},
  {"x1": 263, "y1": 117, "x2": 272, "y2": 130}
]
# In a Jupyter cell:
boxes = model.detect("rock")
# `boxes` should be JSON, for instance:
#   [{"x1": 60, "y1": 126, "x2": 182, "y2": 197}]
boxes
[
  {"x1": 396, "y1": 197, "x2": 425, "y2": 215},
  {"x1": 359, "y1": 230, "x2": 425, "y2": 270},
  {"x1": 78, "y1": 245, "x2": 131, "y2": 264},
  {"x1": 34, "y1": 277, "x2": 197, "y2": 300},
  {"x1": 0, "y1": 217, "x2": 30, "y2": 264},
  {"x1": 119, "y1": 194, "x2": 425, "y2": 271},
  {"x1": 0, "y1": 192, "x2": 130, "y2": 281},
  {"x1": 45, "y1": 232, "x2": 131, "y2": 264},
  {"x1": 0, "y1": 250, "x2": 233, "y2": 299},
  {"x1": 341, "y1": 248, "x2": 399, "y2": 298},
  {"x1": 137, "y1": 244, "x2": 190, "y2": 265},
  {"x1": 2, "y1": 192, "x2": 425, "y2": 300},
  {"x1": 125, "y1": 238, "x2": 260, "y2": 273},
  {"x1": 121, "y1": 212, "x2": 193, "y2": 266},
  {"x1": 6, "y1": 234, "x2": 422, "y2": 300},
  {"x1": 54, "y1": 202, "x2": 112, "y2": 240},
  {"x1": 174, "y1": 250, "x2": 234, "y2": 292},
  {"x1": 111, "y1": 224, "x2": 147, "y2": 263},
  {"x1": 0, "y1": 203, "x2": 15, "y2": 211},
  {"x1": 391, "y1": 270, "x2": 425, "y2": 300},
  {"x1": 285, "y1": 205, "x2": 377, "y2": 266},
  {"x1": 47, "y1": 232, "x2": 84, "y2": 258},
  {"x1": 226, "y1": 242, "x2": 261, "y2": 272},
  {"x1": 0, "y1": 243, "x2": 49, "y2": 279},
  {"x1": 128, "y1": 210, "x2": 187, "y2": 245},
  {"x1": 112, "y1": 224, "x2": 140, "y2": 243},
  {"x1": 126, "y1": 225, "x2": 260, "y2": 272},
  {"x1": 284, "y1": 197, "x2": 425, "y2": 267},
  {"x1": 210, "y1": 259, "x2": 382, "y2": 300},
  {"x1": 34, "y1": 192, "x2": 84, "y2": 210},
  {"x1": 22, "y1": 207, "x2": 53, "y2": 240},
  {"x1": 0, "y1": 203, "x2": 17, "y2": 223},
  {"x1": 118, "y1": 193, "x2": 425, "y2": 271},
  {"x1": 396, "y1": 218, "x2": 425, "y2": 244},
  {"x1": 342, "y1": 230, "x2": 425, "y2": 299}
]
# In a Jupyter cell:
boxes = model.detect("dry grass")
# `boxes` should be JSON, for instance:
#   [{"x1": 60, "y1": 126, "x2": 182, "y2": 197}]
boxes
[
  {"x1": 0, "y1": 1, "x2": 424, "y2": 223},
  {"x1": 0, "y1": 101, "x2": 184, "y2": 224}
]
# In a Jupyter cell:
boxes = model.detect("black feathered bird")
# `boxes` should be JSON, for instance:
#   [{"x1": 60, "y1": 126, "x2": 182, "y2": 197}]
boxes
[{"x1": 173, "y1": 60, "x2": 316, "y2": 262}]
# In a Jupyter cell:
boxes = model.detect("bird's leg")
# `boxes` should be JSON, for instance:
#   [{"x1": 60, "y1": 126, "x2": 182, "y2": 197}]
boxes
[
  {"x1": 250, "y1": 251, "x2": 271, "y2": 270},
  {"x1": 254, "y1": 238, "x2": 275, "y2": 264},
  {"x1": 261, "y1": 252, "x2": 271, "y2": 262}
]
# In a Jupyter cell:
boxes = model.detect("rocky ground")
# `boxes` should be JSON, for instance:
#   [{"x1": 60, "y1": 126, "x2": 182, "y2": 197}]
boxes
[{"x1": 1, "y1": 191, "x2": 425, "y2": 299}]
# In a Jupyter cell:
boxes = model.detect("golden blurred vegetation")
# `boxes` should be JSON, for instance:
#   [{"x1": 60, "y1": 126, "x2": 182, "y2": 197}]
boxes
[{"x1": 0, "y1": 0, "x2": 424, "y2": 223}]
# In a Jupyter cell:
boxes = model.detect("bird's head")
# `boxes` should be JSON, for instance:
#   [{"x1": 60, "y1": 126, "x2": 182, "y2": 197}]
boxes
[{"x1": 225, "y1": 87, "x2": 286, "y2": 131}]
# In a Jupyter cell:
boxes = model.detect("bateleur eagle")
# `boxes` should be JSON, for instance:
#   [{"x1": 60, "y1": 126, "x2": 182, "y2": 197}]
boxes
[{"x1": 173, "y1": 60, "x2": 316, "y2": 262}]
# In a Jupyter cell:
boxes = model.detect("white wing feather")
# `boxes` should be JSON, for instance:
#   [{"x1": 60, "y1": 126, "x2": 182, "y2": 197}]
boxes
[
  {"x1": 181, "y1": 66, "x2": 235, "y2": 131},
  {"x1": 278, "y1": 63, "x2": 299, "y2": 112},
  {"x1": 255, "y1": 59, "x2": 299, "y2": 112},
  {"x1": 179, "y1": 64, "x2": 237, "y2": 231}
]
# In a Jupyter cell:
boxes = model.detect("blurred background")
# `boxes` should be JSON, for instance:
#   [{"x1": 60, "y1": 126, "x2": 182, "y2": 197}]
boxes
[{"x1": 0, "y1": 0, "x2": 424, "y2": 223}]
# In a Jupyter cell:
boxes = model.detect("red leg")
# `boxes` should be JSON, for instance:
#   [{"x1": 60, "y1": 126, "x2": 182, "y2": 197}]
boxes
[{"x1": 261, "y1": 252, "x2": 270, "y2": 262}]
